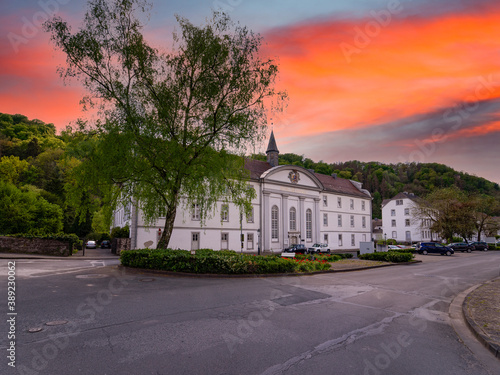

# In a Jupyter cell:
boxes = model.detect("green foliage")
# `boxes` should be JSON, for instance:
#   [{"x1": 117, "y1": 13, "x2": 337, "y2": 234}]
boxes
[
  {"x1": 294, "y1": 253, "x2": 353, "y2": 261},
  {"x1": 111, "y1": 225, "x2": 130, "y2": 239},
  {"x1": 0, "y1": 181, "x2": 63, "y2": 235},
  {"x1": 451, "y1": 236, "x2": 464, "y2": 243},
  {"x1": 0, "y1": 156, "x2": 30, "y2": 184},
  {"x1": 358, "y1": 252, "x2": 414, "y2": 262}
]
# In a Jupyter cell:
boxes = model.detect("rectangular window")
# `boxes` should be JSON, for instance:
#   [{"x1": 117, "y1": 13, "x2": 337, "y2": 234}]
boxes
[
  {"x1": 221, "y1": 204, "x2": 229, "y2": 222},
  {"x1": 351, "y1": 234, "x2": 355, "y2": 246},
  {"x1": 396, "y1": 199, "x2": 403, "y2": 206},
  {"x1": 405, "y1": 219, "x2": 410, "y2": 227},
  {"x1": 350, "y1": 199, "x2": 354, "y2": 210},
  {"x1": 323, "y1": 213, "x2": 328, "y2": 226},
  {"x1": 362, "y1": 201, "x2": 366, "y2": 211},
  {"x1": 350, "y1": 215, "x2": 354, "y2": 228},
  {"x1": 338, "y1": 234, "x2": 343, "y2": 246},
  {"x1": 192, "y1": 204, "x2": 200, "y2": 221},
  {"x1": 246, "y1": 207, "x2": 254, "y2": 223},
  {"x1": 338, "y1": 214, "x2": 342, "y2": 227},
  {"x1": 337, "y1": 197, "x2": 342, "y2": 208},
  {"x1": 391, "y1": 219, "x2": 396, "y2": 227},
  {"x1": 391, "y1": 209, "x2": 396, "y2": 216},
  {"x1": 221, "y1": 233, "x2": 228, "y2": 250},
  {"x1": 323, "y1": 196, "x2": 328, "y2": 207},
  {"x1": 324, "y1": 234, "x2": 328, "y2": 243},
  {"x1": 362, "y1": 216, "x2": 366, "y2": 228},
  {"x1": 247, "y1": 233, "x2": 254, "y2": 250},
  {"x1": 404, "y1": 208, "x2": 410, "y2": 215},
  {"x1": 271, "y1": 206, "x2": 279, "y2": 240},
  {"x1": 306, "y1": 209, "x2": 312, "y2": 240},
  {"x1": 362, "y1": 234, "x2": 367, "y2": 242},
  {"x1": 392, "y1": 231, "x2": 397, "y2": 238}
]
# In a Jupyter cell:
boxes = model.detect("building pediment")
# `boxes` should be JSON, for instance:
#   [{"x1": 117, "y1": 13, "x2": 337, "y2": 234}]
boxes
[{"x1": 260, "y1": 166, "x2": 324, "y2": 190}]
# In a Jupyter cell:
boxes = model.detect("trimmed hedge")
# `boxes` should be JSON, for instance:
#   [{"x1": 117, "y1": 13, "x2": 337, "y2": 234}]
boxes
[
  {"x1": 295, "y1": 253, "x2": 353, "y2": 262},
  {"x1": 358, "y1": 252, "x2": 414, "y2": 263},
  {"x1": 388, "y1": 248, "x2": 418, "y2": 254},
  {"x1": 120, "y1": 249, "x2": 331, "y2": 274}
]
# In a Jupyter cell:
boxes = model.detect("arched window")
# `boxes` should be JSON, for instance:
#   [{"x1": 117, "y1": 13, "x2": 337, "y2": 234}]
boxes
[
  {"x1": 271, "y1": 205, "x2": 279, "y2": 240},
  {"x1": 289, "y1": 207, "x2": 296, "y2": 231},
  {"x1": 306, "y1": 209, "x2": 312, "y2": 240}
]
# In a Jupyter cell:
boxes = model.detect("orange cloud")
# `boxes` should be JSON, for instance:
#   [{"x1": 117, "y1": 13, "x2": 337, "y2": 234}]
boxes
[{"x1": 264, "y1": 5, "x2": 500, "y2": 139}]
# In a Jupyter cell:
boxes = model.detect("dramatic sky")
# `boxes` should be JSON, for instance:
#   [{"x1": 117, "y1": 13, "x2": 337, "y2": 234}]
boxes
[{"x1": 1, "y1": 0, "x2": 500, "y2": 183}]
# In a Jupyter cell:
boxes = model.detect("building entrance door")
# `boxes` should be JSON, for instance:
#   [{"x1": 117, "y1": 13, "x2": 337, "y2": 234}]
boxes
[
  {"x1": 290, "y1": 236, "x2": 298, "y2": 245},
  {"x1": 191, "y1": 232, "x2": 200, "y2": 250}
]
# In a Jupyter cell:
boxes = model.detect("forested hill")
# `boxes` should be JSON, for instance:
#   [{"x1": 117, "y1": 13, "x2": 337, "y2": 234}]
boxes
[{"x1": 251, "y1": 153, "x2": 500, "y2": 218}]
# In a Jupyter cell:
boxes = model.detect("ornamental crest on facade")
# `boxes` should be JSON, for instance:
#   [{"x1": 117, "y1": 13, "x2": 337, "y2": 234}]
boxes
[{"x1": 288, "y1": 170, "x2": 300, "y2": 184}]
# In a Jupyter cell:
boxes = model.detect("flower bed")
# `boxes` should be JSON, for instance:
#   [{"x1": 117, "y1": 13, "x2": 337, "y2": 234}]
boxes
[{"x1": 121, "y1": 249, "x2": 331, "y2": 274}]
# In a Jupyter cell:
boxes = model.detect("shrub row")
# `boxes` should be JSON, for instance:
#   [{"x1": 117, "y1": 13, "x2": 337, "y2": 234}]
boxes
[
  {"x1": 120, "y1": 249, "x2": 331, "y2": 274},
  {"x1": 358, "y1": 252, "x2": 414, "y2": 263},
  {"x1": 388, "y1": 249, "x2": 418, "y2": 254},
  {"x1": 294, "y1": 253, "x2": 353, "y2": 262}
]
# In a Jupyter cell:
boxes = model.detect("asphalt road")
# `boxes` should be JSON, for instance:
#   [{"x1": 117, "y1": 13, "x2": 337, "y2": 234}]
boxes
[{"x1": 1, "y1": 252, "x2": 499, "y2": 375}]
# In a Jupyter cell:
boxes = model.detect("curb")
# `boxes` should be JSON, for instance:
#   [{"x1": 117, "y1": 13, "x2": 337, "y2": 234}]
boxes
[
  {"x1": 462, "y1": 278, "x2": 500, "y2": 359},
  {"x1": 118, "y1": 260, "x2": 422, "y2": 279}
]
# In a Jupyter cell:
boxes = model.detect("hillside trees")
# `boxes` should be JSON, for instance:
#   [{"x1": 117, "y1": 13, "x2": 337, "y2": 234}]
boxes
[{"x1": 44, "y1": 0, "x2": 285, "y2": 248}]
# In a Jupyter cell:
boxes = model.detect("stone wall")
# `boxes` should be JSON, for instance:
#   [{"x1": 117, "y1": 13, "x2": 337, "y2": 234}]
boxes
[
  {"x1": 0, "y1": 236, "x2": 72, "y2": 256},
  {"x1": 112, "y1": 238, "x2": 131, "y2": 256}
]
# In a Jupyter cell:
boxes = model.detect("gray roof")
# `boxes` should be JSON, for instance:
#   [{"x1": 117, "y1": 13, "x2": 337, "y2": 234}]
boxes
[{"x1": 381, "y1": 192, "x2": 420, "y2": 207}]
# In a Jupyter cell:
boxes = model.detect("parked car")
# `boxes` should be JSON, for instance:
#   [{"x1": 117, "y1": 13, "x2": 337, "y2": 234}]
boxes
[
  {"x1": 86, "y1": 240, "x2": 97, "y2": 249},
  {"x1": 417, "y1": 242, "x2": 454, "y2": 256},
  {"x1": 284, "y1": 244, "x2": 308, "y2": 254},
  {"x1": 470, "y1": 241, "x2": 488, "y2": 251},
  {"x1": 308, "y1": 243, "x2": 331, "y2": 253},
  {"x1": 388, "y1": 245, "x2": 400, "y2": 250},
  {"x1": 447, "y1": 242, "x2": 473, "y2": 253},
  {"x1": 100, "y1": 240, "x2": 111, "y2": 249}
]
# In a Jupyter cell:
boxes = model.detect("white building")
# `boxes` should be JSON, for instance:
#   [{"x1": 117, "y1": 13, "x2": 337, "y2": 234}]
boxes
[
  {"x1": 114, "y1": 132, "x2": 372, "y2": 252},
  {"x1": 381, "y1": 192, "x2": 437, "y2": 243}
]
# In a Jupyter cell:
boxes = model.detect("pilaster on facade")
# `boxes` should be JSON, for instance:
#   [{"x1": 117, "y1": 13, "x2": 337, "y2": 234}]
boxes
[{"x1": 314, "y1": 198, "x2": 321, "y2": 243}]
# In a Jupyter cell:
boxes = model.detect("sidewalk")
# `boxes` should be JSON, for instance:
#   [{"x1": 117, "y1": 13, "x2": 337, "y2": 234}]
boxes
[
  {"x1": 463, "y1": 277, "x2": 500, "y2": 358},
  {"x1": 0, "y1": 247, "x2": 119, "y2": 260}
]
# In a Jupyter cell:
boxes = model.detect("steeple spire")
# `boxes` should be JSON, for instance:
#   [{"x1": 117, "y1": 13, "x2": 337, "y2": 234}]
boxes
[{"x1": 266, "y1": 130, "x2": 279, "y2": 167}]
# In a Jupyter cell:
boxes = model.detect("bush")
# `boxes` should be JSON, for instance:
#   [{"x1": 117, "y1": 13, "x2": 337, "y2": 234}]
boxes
[
  {"x1": 120, "y1": 249, "x2": 331, "y2": 274},
  {"x1": 387, "y1": 248, "x2": 417, "y2": 254},
  {"x1": 358, "y1": 252, "x2": 414, "y2": 262},
  {"x1": 111, "y1": 225, "x2": 129, "y2": 239},
  {"x1": 295, "y1": 253, "x2": 353, "y2": 262},
  {"x1": 488, "y1": 243, "x2": 496, "y2": 250}
]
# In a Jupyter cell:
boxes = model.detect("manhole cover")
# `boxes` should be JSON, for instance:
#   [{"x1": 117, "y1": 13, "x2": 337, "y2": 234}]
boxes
[
  {"x1": 76, "y1": 274, "x2": 109, "y2": 279},
  {"x1": 45, "y1": 320, "x2": 68, "y2": 326},
  {"x1": 28, "y1": 328, "x2": 43, "y2": 333},
  {"x1": 139, "y1": 278, "x2": 155, "y2": 282}
]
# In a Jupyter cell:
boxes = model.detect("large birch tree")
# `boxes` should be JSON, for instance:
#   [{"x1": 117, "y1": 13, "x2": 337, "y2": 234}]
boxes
[{"x1": 45, "y1": 0, "x2": 284, "y2": 248}]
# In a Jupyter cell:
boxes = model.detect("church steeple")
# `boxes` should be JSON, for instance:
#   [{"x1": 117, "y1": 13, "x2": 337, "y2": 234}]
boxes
[{"x1": 266, "y1": 130, "x2": 279, "y2": 167}]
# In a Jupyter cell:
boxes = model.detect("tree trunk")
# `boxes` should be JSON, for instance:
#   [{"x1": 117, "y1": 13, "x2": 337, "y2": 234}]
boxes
[{"x1": 157, "y1": 204, "x2": 177, "y2": 249}]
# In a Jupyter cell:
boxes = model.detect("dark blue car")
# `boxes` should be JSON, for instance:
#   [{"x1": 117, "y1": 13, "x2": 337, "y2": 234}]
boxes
[{"x1": 417, "y1": 242, "x2": 454, "y2": 256}]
